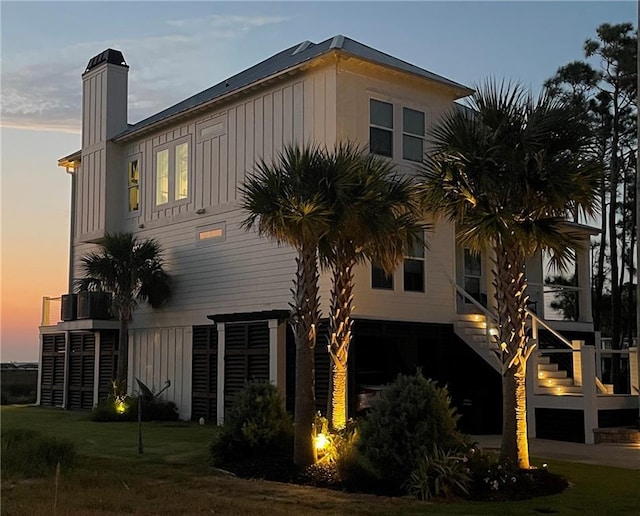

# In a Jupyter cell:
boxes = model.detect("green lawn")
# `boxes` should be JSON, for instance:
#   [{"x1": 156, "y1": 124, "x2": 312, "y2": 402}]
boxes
[{"x1": 2, "y1": 406, "x2": 638, "y2": 515}]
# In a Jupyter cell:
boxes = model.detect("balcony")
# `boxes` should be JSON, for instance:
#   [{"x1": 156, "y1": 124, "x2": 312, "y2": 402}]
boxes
[{"x1": 41, "y1": 292, "x2": 116, "y2": 330}]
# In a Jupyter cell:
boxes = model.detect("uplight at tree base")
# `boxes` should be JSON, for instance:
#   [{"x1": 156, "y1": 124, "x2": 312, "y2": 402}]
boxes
[
  {"x1": 115, "y1": 399, "x2": 127, "y2": 414},
  {"x1": 314, "y1": 433, "x2": 328, "y2": 451}
]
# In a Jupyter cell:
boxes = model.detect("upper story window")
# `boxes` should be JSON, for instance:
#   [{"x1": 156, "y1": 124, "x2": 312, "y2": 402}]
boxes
[
  {"x1": 404, "y1": 238, "x2": 425, "y2": 292},
  {"x1": 403, "y1": 107, "x2": 425, "y2": 162},
  {"x1": 127, "y1": 159, "x2": 139, "y2": 212},
  {"x1": 155, "y1": 139, "x2": 190, "y2": 206},
  {"x1": 372, "y1": 265, "x2": 394, "y2": 290},
  {"x1": 370, "y1": 99, "x2": 393, "y2": 157}
]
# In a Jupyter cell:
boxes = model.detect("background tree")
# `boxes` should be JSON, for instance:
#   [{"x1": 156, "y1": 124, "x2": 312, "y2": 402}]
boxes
[
  {"x1": 419, "y1": 80, "x2": 600, "y2": 469},
  {"x1": 77, "y1": 232, "x2": 171, "y2": 392},
  {"x1": 318, "y1": 144, "x2": 425, "y2": 430},
  {"x1": 546, "y1": 23, "x2": 637, "y2": 348},
  {"x1": 241, "y1": 144, "x2": 337, "y2": 467}
]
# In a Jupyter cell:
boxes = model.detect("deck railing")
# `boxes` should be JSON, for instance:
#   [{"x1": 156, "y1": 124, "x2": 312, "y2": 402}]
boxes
[{"x1": 41, "y1": 296, "x2": 62, "y2": 326}]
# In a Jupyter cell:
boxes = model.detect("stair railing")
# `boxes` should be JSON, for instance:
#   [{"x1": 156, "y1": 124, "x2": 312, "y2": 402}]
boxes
[
  {"x1": 525, "y1": 308, "x2": 573, "y2": 349},
  {"x1": 453, "y1": 283, "x2": 499, "y2": 351}
]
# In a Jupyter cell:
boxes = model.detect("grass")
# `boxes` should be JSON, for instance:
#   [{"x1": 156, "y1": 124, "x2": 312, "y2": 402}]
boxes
[{"x1": 2, "y1": 406, "x2": 639, "y2": 515}]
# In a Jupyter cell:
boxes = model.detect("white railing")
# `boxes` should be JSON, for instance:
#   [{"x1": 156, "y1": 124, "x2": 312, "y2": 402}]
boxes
[
  {"x1": 41, "y1": 296, "x2": 62, "y2": 326},
  {"x1": 526, "y1": 308, "x2": 573, "y2": 349},
  {"x1": 599, "y1": 337, "x2": 637, "y2": 349}
]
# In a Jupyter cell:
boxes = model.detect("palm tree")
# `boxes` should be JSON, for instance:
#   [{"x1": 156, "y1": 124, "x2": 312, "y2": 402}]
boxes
[
  {"x1": 318, "y1": 144, "x2": 425, "y2": 430},
  {"x1": 77, "y1": 232, "x2": 171, "y2": 393},
  {"x1": 419, "y1": 81, "x2": 600, "y2": 469},
  {"x1": 241, "y1": 144, "x2": 339, "y2": 467}
]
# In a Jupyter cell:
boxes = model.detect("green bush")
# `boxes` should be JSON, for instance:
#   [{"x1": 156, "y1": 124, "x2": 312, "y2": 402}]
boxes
[
  {"x1": 209, "y1": 381, "x2": 293, "y2": 468},
  {"x1": 1, "y1": 428, "x2": 76, "y2": 478},
  {"x1": 406, "y1": 446, "x2": 471, "y2": 500},
  {"x1": 355, "y1": 371, "x2": 468, "y2": 492},
  {"x1": 90, "y1": 395, "x2": 179, "y2": 422}
]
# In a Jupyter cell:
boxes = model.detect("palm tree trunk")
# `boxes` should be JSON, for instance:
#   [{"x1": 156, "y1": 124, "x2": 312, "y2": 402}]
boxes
[
  {"x1": 328, "y1": 258, "x2": 355, "y2": 430},
  {"x1": 291, "y1": 246, "x2": 320, "y2": 467},
  {"x1": 494, "y1": 243, "x2": 531, "y2": 469}
]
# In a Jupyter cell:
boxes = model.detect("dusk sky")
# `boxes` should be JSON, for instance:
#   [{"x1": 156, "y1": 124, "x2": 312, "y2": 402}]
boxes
[{"x1": 1, "y1": 1, "x2": 636, "y2": 362}]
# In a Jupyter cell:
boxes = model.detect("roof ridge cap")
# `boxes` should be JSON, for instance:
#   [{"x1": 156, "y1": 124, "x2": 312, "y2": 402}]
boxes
[{"x1": 329, "y1": 35, "x2": 345, "y2": 49}]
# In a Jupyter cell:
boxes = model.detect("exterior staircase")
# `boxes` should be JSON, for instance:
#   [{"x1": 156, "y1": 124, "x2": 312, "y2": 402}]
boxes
[
  {"x1": 455, "y1": 314, "x2": 613, "y2": 395},
  {"x1": 454, "y1": 314, "x2": 501, "y2": 371},
  {"x1": 536, "y1": 355, "x2": 582, "y2": 395}
]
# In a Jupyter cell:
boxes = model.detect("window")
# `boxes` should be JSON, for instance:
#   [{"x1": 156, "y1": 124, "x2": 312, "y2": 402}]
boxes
[
  {"x1": 196, "y1": 223, "x2": 226, "y2": 245},
  {"x1": 155, "y1": 140, "x2": 190, "y2": 206},
  {"x1": 372, "y1": 265, "x2": 393, "y2": 290},
  {"x1": 404, "y1": 238, "x2": 425, "y2": 292},
  {"x1": 175, "y1": 142, "x2": 189, "y2": 201},
  {"x1": 403, "y1": 107, "x2": 425, "y2": 162},
  {"x1": 463, "y1": 248, "x2": 482, "y2": 303},
  {"x1": 127, "y1": 159, "x2": 139, "y2": 212},
  {"x1": 198, "y1": 228, "x2": 223, "y2": 241},
  {"x1": 370, "y1": 99, "x2": 393, "y2": 157},
  {"x1": 156, "y1": 149, "x2": 169, "y2": 205}
]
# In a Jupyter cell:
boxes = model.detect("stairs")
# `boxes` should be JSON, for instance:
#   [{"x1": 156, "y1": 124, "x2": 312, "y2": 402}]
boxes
[
  {"x1": 536, "y1": 355, "x2": 582, "y2": 395},
  {"x1": 455, "y1": 313, "x2": 615, "y2": 396},
  {"x1": 454, "y1": 314, "x2": 501, "y2": 371}
]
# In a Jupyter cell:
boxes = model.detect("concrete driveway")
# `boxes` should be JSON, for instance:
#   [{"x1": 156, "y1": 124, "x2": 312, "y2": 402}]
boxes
[{"x1": 473, "y1": 435, "x2": 640, "y2": 470}]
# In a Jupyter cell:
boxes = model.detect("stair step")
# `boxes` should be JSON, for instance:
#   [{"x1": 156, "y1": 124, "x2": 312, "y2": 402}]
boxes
[
  {"x1": 538, "y1": 363, "x2": 559, "y2": 372},
  {"x1": 537, "y1": 385, "x2": 582, "y2": 394},
  {"x1": 538, "y1": 369, "x2": 566, "y2": 378},
  {"x1": 538, "y1": 377, "x2": 574, "y2": 387},
  {"x1": 457, "y1": 314, "x2": 486, "y2": 323},
  {"x1": 538, "y1": 356, "x2": 551, "y2": 365}
]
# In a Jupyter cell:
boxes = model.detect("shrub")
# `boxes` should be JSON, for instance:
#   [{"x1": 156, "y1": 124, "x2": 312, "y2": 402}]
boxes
[
  {"x1": 1, "y1": 428, "x2": 76, "y2": 478},
  {"x1": 209, "y1": 381, "x2": 293, "y2": 470},
  {"x1": 465, "y1": 446, "x2": 568, "y2": 500},
  {"x1": 90, "y1": 395, "x2": 179, "y2": 422},
  {"x1": 355, "y1": 371, "x2": 468, "y2": 492},
  {"x1": 406, "y1": 446, "x2": 471, "y2": 500}
]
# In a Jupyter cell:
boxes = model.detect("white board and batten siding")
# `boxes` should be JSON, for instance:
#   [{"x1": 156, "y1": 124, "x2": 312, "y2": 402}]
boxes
[
  {"x1": 129, "y1": 326, "x2": 192, "y2": 419},
  {"x1": 77, "y1": 63, "x2": 128, "y2": 242},
  {"x1": 74, "y1": 67, "x2": 340, "y2": 415}
]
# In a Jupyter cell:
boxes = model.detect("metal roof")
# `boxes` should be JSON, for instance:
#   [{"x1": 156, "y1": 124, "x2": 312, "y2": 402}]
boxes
[{"x1": 114, "y1": 35, "x2": 473, "y2": 141}]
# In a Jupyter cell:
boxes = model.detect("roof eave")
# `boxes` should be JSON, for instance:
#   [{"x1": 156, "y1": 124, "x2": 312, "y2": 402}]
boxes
[{"x1": 58, "y1": 150, "x2": 82, "y2": 168}]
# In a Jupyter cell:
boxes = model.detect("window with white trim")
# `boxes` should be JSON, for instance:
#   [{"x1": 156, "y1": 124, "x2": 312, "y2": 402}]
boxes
[
  {"x1": 404, "y1": 238, "x2": 425, "y2": 292},
  {"x1": 127, "y1": 159, "x2": 139, "y2": 212},
  {"x1": 372, "y1": 265, "x2": 393, "y2": 290},
  {"x1": 370, "y1": 99, "x2": 393, "y2": 157},
  {"x1": 155, "y1": 139, "x2": 190, "y2": 206},
  {"x1": 403, "y1": 107, "x2": 425, "y2": 162}
]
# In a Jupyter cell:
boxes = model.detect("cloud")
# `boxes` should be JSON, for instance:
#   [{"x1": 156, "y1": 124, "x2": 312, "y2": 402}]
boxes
[
  {"x1": 1, "y1": 63, "x2": 82, "y2": 133},
  {"x1": 1, "y1": 14, "x2": 289, "y2": 133},
  {"x1": 167, "y1": 14, "x2": 289, "y2": 31}
]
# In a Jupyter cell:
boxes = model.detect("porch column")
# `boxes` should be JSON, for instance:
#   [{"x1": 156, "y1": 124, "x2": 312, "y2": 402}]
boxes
[
  {"x1": 62, "y1": 331, "x2": 71, "y2": 408},
  {"x1": 216, "y1": 322, "x2": 226, "y2": 425},
  {"x1": 268, "y1": 319, "x2": 286, "y2": 400},
  {"x1": 576, "y1": 241, "x2": 592, "y2": 323},
  {"x1": 93, "y1": 332, "x2": 101, "y2": 407},
  {"x1": 36, "y1": 333, "x2": 44, "y2": 406},
  {"x1": 629, "y1": 346, "x2": 638, "y2": 395},
  {"x1": 525, "y1": 349, "x2": 538, "y2": 438},
  {"x1": 581, "y1": 345, "x2": 597, "y2": 444}
]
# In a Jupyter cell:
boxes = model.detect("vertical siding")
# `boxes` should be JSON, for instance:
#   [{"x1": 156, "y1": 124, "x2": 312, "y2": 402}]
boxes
[{"x1": 131, "y1": 327, "x2": 192, "y2": 419}]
